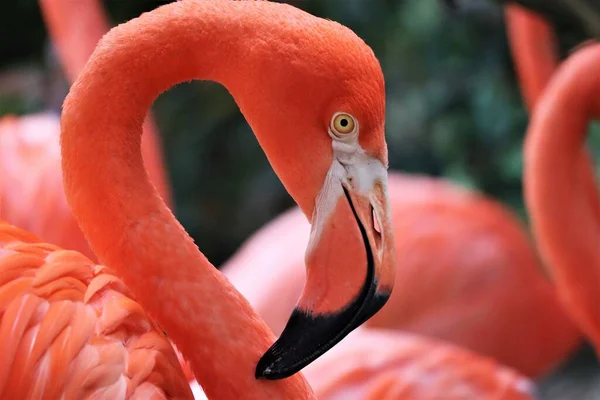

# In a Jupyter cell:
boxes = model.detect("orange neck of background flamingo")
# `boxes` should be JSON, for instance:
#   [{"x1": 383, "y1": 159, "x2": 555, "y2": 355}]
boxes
[
  {"x1": 524, "y1": 44, "x2": 600, "y2": 353},
  {"x1": 504, "y1": 4, "x2": 558, "y2": 112},
  {"x1": 40, "y1": 0, "x2": 173, "y2": 208}
]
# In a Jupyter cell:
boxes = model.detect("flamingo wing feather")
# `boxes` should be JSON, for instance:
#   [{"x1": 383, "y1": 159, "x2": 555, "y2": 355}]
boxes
[{"x1": 0, "y1": 222, "x2": 193, "y2": 399}]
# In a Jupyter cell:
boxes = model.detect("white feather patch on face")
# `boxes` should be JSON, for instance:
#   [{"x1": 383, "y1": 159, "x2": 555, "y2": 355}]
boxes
[
  {"x1": 306, "y1": 131, "x2": 388, "y2": 257},
  {"x1": 332, "y1": 140, "x2": 388, "y2": 195},
  {"x1": 305, "y1": 159, "x2": 345, "y2": 258}
]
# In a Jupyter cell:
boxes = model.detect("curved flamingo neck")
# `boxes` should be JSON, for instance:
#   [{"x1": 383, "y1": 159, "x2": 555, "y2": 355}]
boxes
[
  {"x1": 505, "y1": 3, "x2": 600, "y2": 271},
  {"x1": 524, "y1": 44, "x2": 600, "y2": 350},
  {"x1": 39, "y1": 0, "x2": 173, "y2": 207},
  {"x1": 60, "y1": 2, "x2": 315, "y2": 398}
]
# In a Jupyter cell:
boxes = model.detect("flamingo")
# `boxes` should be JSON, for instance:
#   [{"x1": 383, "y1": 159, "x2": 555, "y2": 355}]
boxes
[
  {"x1": 524, "y1": 40, "x2": 600, "y2": 360},
  {"x1": 1, "y1": 1, "x2": 402, "y2": 397},
  {"x1": 0, "y1": 0, "x2": 172, "y2": 261},
  {"x1": 504, "y1": 3, "x2": 600, "y2": 360}
]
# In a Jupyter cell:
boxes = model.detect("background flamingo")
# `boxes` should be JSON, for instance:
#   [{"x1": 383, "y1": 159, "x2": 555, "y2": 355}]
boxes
[
  {"x1": 504, "y1": 3, "x2": 600, "y2": 224},
  {"x1": 0, "y1": 0, "x2": 172, "y2": 261},
  {"x1": 503, "y1": 4, "x2": 600, "y2": 398},
  {"x1": 524, "y1": 40, "x2": 600, "y2": 370},
  {"x1": 302, "y1": 328, "x2": 536, "y2": 399}
]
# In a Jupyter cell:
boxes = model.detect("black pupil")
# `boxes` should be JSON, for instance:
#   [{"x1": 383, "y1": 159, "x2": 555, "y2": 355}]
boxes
[{"x1": 340, "y1": 118, "x2": 348, "y2": 127}]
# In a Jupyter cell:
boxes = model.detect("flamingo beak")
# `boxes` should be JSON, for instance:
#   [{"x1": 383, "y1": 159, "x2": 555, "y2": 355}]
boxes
[{"x1": 256, "y1": 155, "x2": 396, "y2": 379}]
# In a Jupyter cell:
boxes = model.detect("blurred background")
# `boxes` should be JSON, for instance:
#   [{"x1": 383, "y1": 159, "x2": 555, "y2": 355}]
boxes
[
  {"x1": 2, "y1": 0, "x2": 600, "y2": 398},
  {"x1": 0, "y1": 0, "x2": 555, "y2": 264},
  {"x1": 2, "y1": 0, "x2": 600, "y2": 263}
]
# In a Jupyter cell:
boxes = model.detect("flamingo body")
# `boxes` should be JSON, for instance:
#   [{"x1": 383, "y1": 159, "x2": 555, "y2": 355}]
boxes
[
  {"x1": 303, "y1": 329, "x2": 536, "y2": 400},
  {"x1": 0, "y1": 113, "x2": 94, "y2": 258},
  {"x1": 223, "y1": 173, "x2": 580, "y2": 376}
]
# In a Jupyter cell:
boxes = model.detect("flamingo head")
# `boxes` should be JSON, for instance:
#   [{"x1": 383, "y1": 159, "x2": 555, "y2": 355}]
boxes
[{"x1": 236, "y1": 13, "x2": 397, "y2": 380}]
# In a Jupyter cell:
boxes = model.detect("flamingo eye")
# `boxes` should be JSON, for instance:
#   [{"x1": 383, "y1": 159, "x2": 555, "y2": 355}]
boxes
[{"x1": 330, "y1": 112, "x2": 357, "y2": 138}]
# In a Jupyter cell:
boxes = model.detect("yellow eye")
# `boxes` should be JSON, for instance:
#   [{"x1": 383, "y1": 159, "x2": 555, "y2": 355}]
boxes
[{"x1": 330, "y1": 113, "x2": 356, "y2": 137}]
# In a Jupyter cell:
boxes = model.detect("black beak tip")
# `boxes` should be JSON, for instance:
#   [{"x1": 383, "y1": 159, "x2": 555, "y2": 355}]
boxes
[
  {"x1": 255, "y1": 353, "x2": 294, "y2": 380},
  {"x1": 254, "y1": 292, "x2": 391, "y2": 382},
  {"x1": 254, "y1": 362, "x2": 272, "y2": 380}
]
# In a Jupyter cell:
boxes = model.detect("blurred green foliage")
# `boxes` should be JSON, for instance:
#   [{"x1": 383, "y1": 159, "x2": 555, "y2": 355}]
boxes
[{"x1": 0, "y1": 0, "x2": 581, "y2": 264}]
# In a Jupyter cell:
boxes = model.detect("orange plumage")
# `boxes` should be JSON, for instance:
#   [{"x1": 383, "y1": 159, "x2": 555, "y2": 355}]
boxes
[
  {"x1": 303, "y1": 329, "x2": 536, "y2": 399},
  {"x1": 2, "y1": 0, "x2": 399, "y2": 397},
  {"x1": 524, "y1": 42, "x2": 600, "y2": 356},
  {"x1": 0, "y1": 221, "x2": 193, "y2": 399},
  {"x1": 0, "y1": 1, "x2": 557, "y2": 398},
  {"x1": 504, "y1": 3, "x2": 600, "y2": 230}
]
